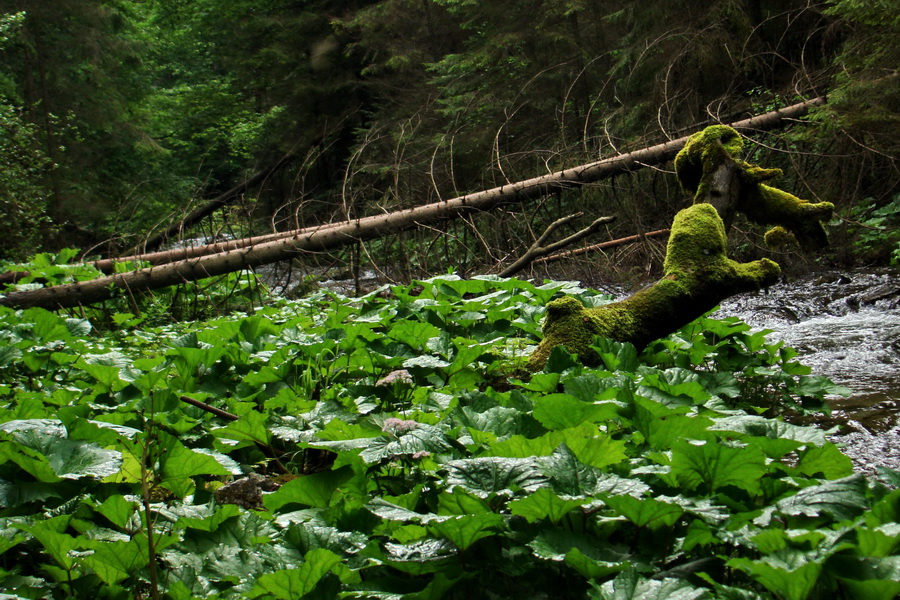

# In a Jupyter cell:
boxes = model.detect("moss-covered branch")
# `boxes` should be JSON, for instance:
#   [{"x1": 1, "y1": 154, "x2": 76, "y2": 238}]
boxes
[
  {"x1": 528, "y1": 125, "x2": 831, "y2": 369},
  {"x1": 527, "y1": 203, "x2": 780, "y2": 368}
]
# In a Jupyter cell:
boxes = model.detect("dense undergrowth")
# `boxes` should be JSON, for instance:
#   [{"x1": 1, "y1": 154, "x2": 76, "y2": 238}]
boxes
[{"x1": 1, "y1": 272, "x2": 899, "y2": 599}]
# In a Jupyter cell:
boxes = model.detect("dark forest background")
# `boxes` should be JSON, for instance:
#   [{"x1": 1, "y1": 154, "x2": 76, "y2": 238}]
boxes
[{"x1": 0, "y1": 0, "x2": 897, "y2": 281}]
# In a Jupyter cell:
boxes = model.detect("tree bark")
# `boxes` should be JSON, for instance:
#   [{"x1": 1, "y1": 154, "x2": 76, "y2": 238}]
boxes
[{"x1": 1, "y1": 99, "x2": 826, "y2": 311}]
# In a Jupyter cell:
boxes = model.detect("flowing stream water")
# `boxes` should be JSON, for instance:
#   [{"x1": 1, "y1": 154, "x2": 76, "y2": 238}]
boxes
[{"x1": 714, "y1": 269, "x2": 900, "y2": 474}]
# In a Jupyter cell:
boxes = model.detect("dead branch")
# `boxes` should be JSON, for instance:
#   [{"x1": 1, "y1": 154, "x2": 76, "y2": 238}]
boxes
[
  {"x1": 533, "y1": 228, "x2": 671, "y2": 265},
  {"x1": 499, "y1": 215, "x2": 616, "y2": 277}
]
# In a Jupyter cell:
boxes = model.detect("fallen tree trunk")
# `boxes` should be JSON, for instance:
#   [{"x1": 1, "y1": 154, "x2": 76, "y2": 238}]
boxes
[
  {"x1": 1, "y1": 99, "x2": 825, "y2": 310},
  {"x1": 91, "y1": 97, "x2": 825, "y2": 274}
]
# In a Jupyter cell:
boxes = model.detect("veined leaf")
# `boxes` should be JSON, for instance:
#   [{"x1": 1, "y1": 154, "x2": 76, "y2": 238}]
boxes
[
  {"x1": 770, "y1": 475, "x2": 868, "y2": 523},
  {"x1": 509, "y1": 488, "x2": 586, "y2": 524},
  {"x1": 488, "y1": 424, "x2": 627, "y2": 470},
  {"x1": 729, "y1": 552, "x2": 824, "y2": 600},
  {"x1": 529, "y1": 528, "x2": 630, "y2": 579},
  {"x1": 427, "y1": 512, "x2": 505, "y2": 550},
  {"x1": 366, "y1": 498, "x2": 450, "y2": 524},
  {"x1": 794, "y1": 443, "x2": 854, "y2": 479},
  {"x1": 251, "y1": 548, "x2": 343, "y2": 599},
  {"x1": 264, "y1": 467, "x2": 354, "y2": 511},
  {"x1": 533, "y1": 393, "x2": 621, "y2": 430},
  {"x1": 670, "y1": 439, "x2": 766, "y2": 495},
  {"x1": 382, "y1": 538, "x2": 458, "y2": 575},
  {"x1": 601, "y1": 494, "x2": 684, "y2": 529},
  {"x1": 443, "y1": 456, "x2": 545, "y2": 498},
  {"x1": 0, "y1": 429, "x2": 121, "y2": 481},
  {"x1": 437, "y1": 488, "x2": 491, "y2": 516},
  {"x1": 589, "y1": 568, "x2": 710, "y2": 599},
  {"x1": 82, "y1": 538, "x2": 150, "y2": 584}
]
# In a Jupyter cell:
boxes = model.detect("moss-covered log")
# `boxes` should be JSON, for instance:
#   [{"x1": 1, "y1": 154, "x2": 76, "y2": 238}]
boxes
[
  {"x1": 528, "y1": 125, "x2": 833, "y2": 370},
  {"x1": 527, "y1": 203, "x2": 780, "y2": 368}
]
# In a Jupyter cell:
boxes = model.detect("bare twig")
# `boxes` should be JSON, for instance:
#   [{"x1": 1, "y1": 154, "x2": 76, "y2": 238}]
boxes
[
  {"x1": 499, "y1": 214, "x2": 616, "y2": 277},
  {"x1": 534, "y1": 228, "x2": 670, "y2": 266},
  {"x1": 179, "y1": 396, "x2": 239, "y2": 421}
]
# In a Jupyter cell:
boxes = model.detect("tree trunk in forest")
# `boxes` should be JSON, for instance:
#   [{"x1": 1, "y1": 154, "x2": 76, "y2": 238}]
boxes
[
  {"x1": 527, "y1": 124, "x2": 834, "y2": 369},
  {"x1": 0, "y1": 100, "x2": 825, "y2": 311},
  {"x1": 92, "y1": 97, "x2": 825, "y2": 274}
]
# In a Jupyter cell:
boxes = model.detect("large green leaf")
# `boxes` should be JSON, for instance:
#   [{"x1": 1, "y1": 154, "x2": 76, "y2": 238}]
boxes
[
  {"x1": 601, "y1": 494, "x2": 684, "y2": 529},
  {"x1": 670, "y1": 439, "x2": 766, "y2": 495},
  {"x1": 509, "y1": 488, "x2": 587, "y2": 524},
  {"x1": 588, "y1": 568, "x2": 711, "y2": 600},
  {"x1": 529, "y1": 528, "x2": 631, "y2": 579},
  {"x1": 264, "y1": 468, "x2": 355, "y2": 511},
  {"x1": 729, "y1": 552, "x2": 824, "y2": 600},
  {"x1": 0, "y1": 427, "x2": 121, "y2": 481},
  {"x1": 443, "y1": 456, "x2": 546, "y2": 498},
  {"x1": 770, "y1": 475, "x2": 868, "y2": 523},
  {"x1": 251, "y1": 548, "x2": 343, "y2": 599},
  {"x1": 427, "y1": 513, "x2": 505, "y2": 550},
  {"x1": 533, "y1": 393, "x2": 620, "y2": 430}
]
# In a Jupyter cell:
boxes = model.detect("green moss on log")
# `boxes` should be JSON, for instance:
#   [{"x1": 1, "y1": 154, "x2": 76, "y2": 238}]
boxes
[
  {"x1": 675, "y1": 124, "x2": 833, "y2": 250},
  {"x1": 528, "y1": 203, "x2": 780, "y2": 370}
]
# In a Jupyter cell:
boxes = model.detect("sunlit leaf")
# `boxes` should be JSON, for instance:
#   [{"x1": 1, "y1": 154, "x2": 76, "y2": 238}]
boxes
[
  {"x1": 670, "y1": 439, "x2": 766, "y2": 495},
  {"x1": 251, "y1": 548, "x2": 342, "y2": 599},
  {"x1": 264, "y1": 467, "x2": 354, "y2": 511},
  {"x1": 443, "y1": 456, "x2": 545, "y2": 498}
]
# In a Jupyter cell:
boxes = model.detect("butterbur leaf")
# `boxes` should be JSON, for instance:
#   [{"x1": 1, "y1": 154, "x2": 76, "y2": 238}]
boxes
[
  {"x1": 540, "y1": 444, "x2": 599, "y2": 496},
  {"x1": 176, "y1": 504, "x2": 241, "y2": 532},
  {"x1": 16, "y1": 516, "x2": 79, "y2": 570},
  {"x1": 830, "y1": 556, "x2": 900, "y2": 600},
  {"x1": 158, "y1": 433, "x2": 229, "y2": 486},
  {"x1": 509, "y1": 488, "x2": 587, "y2": 524},
  {"x1": 1, "y1": 429, "x2": 121, "y2": 480},
  {"x1": 97, "y1": 495, "x2": 136, "y2": 530},
  {"x1": 211, "y1": 410, "x2": 273, "y2": 446},
  {"x1": 601, "y1": 495, "x2": 684, "y2": 529},
  {"x1": 771, "y1": 475, "x2": 868, "y2": 523},
  {"x1": 670, "y1": 439, "x2": 766, "y2": 495},
  {"x1": 359, "y1": 425, "x2": 452, "y2": 464},
  {"x1": 251, "y1": 548, "x2": 343, "y2": 599},
  {"x1": 589, "y1": 568, "x2": 710, "y2": 599},
  {"x1": 82, "y1": 539, "x2": 150, "y2": 584},
  {"x1": 529, "y1": 528, "x2": 630, "y2": 573},
  {"x1": 533, "y1": 393, "x2": 621, "y2": 430},
  {"x1": 264, "y1": 467, "x2": 354, "y2": 511},
  {"x1": 427, "y1": 513, "x2": 505, "y2": 550},
  {"x1": 284, "y1": 524, "x2": 368, "y2": 558},
  {"x1": 437, "y1": 488, "x2": 491, "y2": 516},
  {"x1": 856, "y1": 523, "x2": 900, "y2": 557},
  {"x1": 710, "y1": 415, "x2": 827, "y2": 447},
  {"x1": 366, "y1": 498, "x2": 450, "y2": 524},
  {"x1": 728, "y1": 552, "x2": 823, "y2": 600},
  {"x1": 443, "y1": 456, "x2": 545, "y2": 498},
  {"x1": 794, "y1": 443, "x2": 853, "y2": 479},
  {"x1": 382, "y1": 538, "x2": 458, "y2": 575}
]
